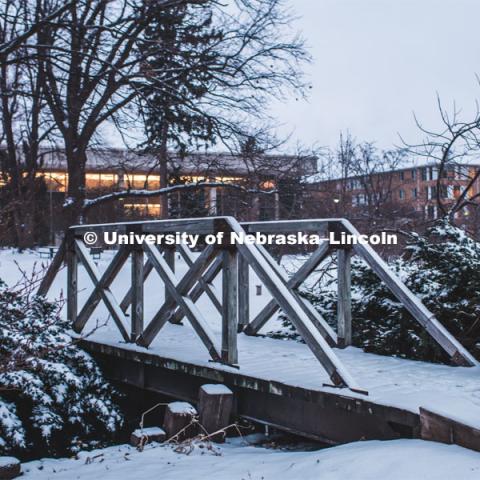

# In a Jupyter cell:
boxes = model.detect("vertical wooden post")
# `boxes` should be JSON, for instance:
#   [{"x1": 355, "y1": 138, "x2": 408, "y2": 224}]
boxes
[
  {"x1": 164, "y1": 246, "x2": 177, "y2": 323},
  {"x1": 337, "y1": 248, "x2": 352, "y2": 348},
  {"x1": 237, "y1": 253, "x2": 249, "y2": 332},
  {"x1": 222, "y1": 248, "x2": 238, "y2": 364},
  {"x1": 67, "y1": 232, "x2": 78, "y2": 326},
  {"x1": 131, "y1": 246, "x2": 144, "y2": 342}
]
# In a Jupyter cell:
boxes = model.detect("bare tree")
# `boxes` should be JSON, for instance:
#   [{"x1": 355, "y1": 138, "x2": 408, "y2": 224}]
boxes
[
  {"x1": 404, "y1": 96, "x2": 480, "y2": 223},
  {"x1": 0, "y1": 0, "x2": 64, "y2": 247}
]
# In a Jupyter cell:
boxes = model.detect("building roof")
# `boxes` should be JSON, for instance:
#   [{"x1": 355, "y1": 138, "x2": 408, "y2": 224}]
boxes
[{"x1": 36, "y1": 148, "x2": 318, "y2": 177}]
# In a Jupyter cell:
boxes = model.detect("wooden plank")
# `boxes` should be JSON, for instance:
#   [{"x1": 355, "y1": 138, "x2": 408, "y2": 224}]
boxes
[
  {"x1": 74, "y1": 240, "x2": 130, "y2": 341},
  {"x1": 222, "y1": 249, "x2": 238, "y2": 364},
  {"x1": 37, "y1": 237, "x2": 66, "y2": 296},
  {"x1": 67, "y1": 235, "x2": 78, "y2": 326},
  {"x1": 242, "y1": 219, "x2": 332, "y2": 233},
  {"x1": 74, "y1": 246, "x2": 130, "y2": 333},
  {"x1": 342, "y1": 219, "x2": 478, "y2": 367},
  {"x1": 170, "y1": 254, "x2": 223, "y2": 325},
  {"x1": 71, "y1": 217, "x2": 228, "y2": 235},
  {"x1": 237, "y1": 253, "x2": 249, "y2": 332},
  {"x1": 170, "y1": 244, "x2": 222, "y2": 326},
  {"x1": 420, "y1": 407, "x2": 480, "y2": 452},
  {"x1": 142, "y1": 244, "x2": 222, "y2": 361},
  {"x1": 226, "y1": 219, "x2": 363, "y2": 392},
  {"x1": 337, "y1": 248, "x2": 352, "y2": 348},
  {"x1": 131, "y1": 246, "x2": 144, "y2": 341},
  {"x1": 245, "y1": 241, "x2": 337, "y2": 346},
  {"x1": 139, "y1": 245, "x2": 219, "y2": 347},
  {"x1": 164, "y1": 247, "x2": 175, "y2": 310},
  {"x1": 120, "y1": 258, "x2": 154, "y2": 312}
]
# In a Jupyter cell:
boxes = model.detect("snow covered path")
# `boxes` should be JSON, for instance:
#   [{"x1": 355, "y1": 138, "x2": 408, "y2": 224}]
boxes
[
  {"x1": 22, "y1": 439, "x2": 480, "y2": 480},
  {"x1": 2, "y1": 249, "x2": 480, "y2": 428}
]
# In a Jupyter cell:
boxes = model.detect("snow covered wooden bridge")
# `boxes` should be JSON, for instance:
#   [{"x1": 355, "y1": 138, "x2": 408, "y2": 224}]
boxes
[{"x1": 38, "y1": 217, "x2": 480, "y2": 448}]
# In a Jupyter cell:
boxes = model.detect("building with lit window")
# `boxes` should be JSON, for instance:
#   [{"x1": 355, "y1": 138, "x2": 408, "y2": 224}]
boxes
[{"x1": 36, "y1": 148, "x2": 317, "y2": 224}]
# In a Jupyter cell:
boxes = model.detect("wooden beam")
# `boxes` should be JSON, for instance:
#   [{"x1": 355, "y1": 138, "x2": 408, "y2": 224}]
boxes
[
  {"x1": 37, "y1": 237, "x2": 66, "y2": 297},
  {"x1": 222, "y1": 248, "x2": 238, "y2": 364},
  {"x1": 131, "y1": 246, "x2": 144, "y2": 342},
  {"x1": 341, "y1": 219, "x2": 478, "y2": 367},
  {"x1": 74, "y1": 246, "x2": 130, "y2": 333},
  {"x1": 120, "y1": 258, "x2": 153, "y2": 313},
  {"x1": 164, "y1": 247, "x2": 176, "y2": 322},
  {"x1": 141, "y1": 244, "x2": 222, "y2": 361},
  {"x1": 173, "y1": 244, "x2": 222, "y2": 319},
  {"x1": 138, "y1": 245, "x2": 219, "y2": 347},
  {"x1": 237, "y1": 253, "x2": 249, "y2": 332},
  {"x1": 245, "y1": 241, "x2": 337, "y2": 346},
  {"x1": 226, "y1": 220, "x2": 363, "y2": 392},
  {"x1": 74, "y1": 240, "x2": 130, "y2": 342},
  {"x1": 337, "y1": 248, "x2": 352, "y2": 348}
]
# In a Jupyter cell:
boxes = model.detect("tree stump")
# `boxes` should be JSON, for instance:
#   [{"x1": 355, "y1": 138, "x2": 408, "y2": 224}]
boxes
[
  {"x1": 0, "y1": 457, "x2": 21, "y2": 480},
  {"x1": 130, "y1": 427, "x2": 166, "y2": 447},
  {"x1": 163, "y1": 402, "x2": 197, "y2": 441},
  {"x1": 198, "y1": 384, "x2": 234, "y2": 443}
]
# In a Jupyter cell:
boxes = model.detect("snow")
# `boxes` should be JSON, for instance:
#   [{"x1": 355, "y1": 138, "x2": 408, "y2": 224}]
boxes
[
  {"x1": 132, "y1": 427, "x2": 165, "y2": 437},
  {"x1": 0, "y1": 456, "x2": 19, "y2": 468},
  {"x1": 201, "y1": 384, "x2": 233, "y2": 395},
  {"x1": 168, "y1": 402, "x2": 197, "y2": 416},
  {"x1": 20, "y1": 439, "x2": 480, "y2": 480}
]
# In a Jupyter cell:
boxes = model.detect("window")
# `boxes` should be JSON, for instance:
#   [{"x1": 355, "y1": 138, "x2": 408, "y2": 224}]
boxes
[
  {"x1": 425, "y1": 205, "x2": 437, "y2": 219},
  {"x1": 399, "y1": 189, "x2": 405, "y2": 200},
  {"x1": 421, "y1": 168, "x2": 427, "y2": 181},
  {"x1": 352, "y1": 193, "x2": 367, "y2": 206},
  {"x1": 427, "y1": 185, "x2": 437, "y2": 200},
  {"x1": 411, "y1": 169, "x2": 417, "y2": 180},
  {"x1": 411, "y1": 187, "x2": 418, "y2": 199},
  {"x1": 399, "y1": 171, "x2": 405, "y2": 181}
]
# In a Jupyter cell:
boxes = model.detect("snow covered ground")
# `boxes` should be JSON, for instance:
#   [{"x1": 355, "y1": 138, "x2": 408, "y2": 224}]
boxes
[{"x1": 21, "y1": 438, "x2": 480, "y2": 480}]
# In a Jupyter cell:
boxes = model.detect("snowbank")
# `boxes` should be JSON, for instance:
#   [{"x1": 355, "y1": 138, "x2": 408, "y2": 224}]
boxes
[{"x1": 22, "y1": 439, "x2": 480, "y2": 480}]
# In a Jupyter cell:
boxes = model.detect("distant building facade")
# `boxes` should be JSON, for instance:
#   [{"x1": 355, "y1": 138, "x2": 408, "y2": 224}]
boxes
[
  {"x1": 310, "y1": 163, "x2": 480, "y2": 233},
  {"x1": 0, "y1": 148, "x2": 315, "y2": 242}
]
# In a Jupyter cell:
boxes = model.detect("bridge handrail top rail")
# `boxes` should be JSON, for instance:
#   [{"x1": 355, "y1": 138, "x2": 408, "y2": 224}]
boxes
[{"x1": 69, "y1": 217, "x2": 354, "y2": 235}]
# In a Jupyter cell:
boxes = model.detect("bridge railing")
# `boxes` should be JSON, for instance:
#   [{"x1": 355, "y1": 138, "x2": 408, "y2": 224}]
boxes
[{"x1": 38, "y1": 217, "x2": 478, "y2": 396}]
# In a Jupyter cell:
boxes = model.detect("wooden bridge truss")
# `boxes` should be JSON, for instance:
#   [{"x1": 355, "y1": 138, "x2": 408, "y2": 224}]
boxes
[{"x1": 38, "y1": 217, "x2": 477, "y2": 395}]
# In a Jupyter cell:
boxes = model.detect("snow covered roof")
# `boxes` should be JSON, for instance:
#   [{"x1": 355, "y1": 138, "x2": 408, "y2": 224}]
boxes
[{"x1": 34, "y1": 148, "x2": 318, "y2": 177}]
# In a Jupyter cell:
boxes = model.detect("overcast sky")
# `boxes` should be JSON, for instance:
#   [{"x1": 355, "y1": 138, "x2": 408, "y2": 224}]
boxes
[{"x1": 269, "y1": 0, "x2": 480, "y2": 151}]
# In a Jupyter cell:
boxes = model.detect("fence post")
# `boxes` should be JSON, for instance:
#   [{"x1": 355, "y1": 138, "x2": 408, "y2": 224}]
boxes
[
  {"x1": 67, "y1": 231, "x2": 78, "y2": 326},
  {"x1": 237, "y1": 253, "x2": 249, "y2": 332},
  {"x1": 164, "y1": 246, "x2": 177, "y2": 323},
  {"x1": 337, "y1": 248, "x2": 352, "y2": 348},
  {"x1": 131, "y1": 245, "x2": 144, "y2": 342},
  {"x1": 222, "y1": 247, "x2": 238, "y2": 364}
]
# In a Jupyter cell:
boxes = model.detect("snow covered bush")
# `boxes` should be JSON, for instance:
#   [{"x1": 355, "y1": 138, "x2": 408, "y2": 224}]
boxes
[
  {"x1": 0, "y1": 280, "x2": 123, "y2": 458},
  {"x1": 276, "y1": 220, "x2": 480, "y2": 363}
]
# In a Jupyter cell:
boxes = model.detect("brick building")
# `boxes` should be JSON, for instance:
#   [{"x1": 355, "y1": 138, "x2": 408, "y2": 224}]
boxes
[{"x1": 310, "y1": 163, "x2": 480, "y2": 232}]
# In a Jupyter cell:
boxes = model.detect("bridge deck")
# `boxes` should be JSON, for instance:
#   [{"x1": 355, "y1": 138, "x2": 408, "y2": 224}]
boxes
[{"x1": 85, "y1": 321, "x2": 480, "y2": 434}]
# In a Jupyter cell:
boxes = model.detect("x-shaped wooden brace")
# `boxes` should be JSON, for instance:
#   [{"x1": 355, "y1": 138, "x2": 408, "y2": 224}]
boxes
[
  {"x1": 73, "y1": 240, "x2": 130, "y2": 342},
  {"x1": 244, "y1": 241, "x2": 337, "y2": 346},
  {"x1": 138, "y1": 243, "x2": 222, "y2": 362}
]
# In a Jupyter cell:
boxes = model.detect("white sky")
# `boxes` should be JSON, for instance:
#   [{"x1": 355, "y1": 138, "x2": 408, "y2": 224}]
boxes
[{"x1": 270, "y1": 0, "x2": 480, "y2": 151}]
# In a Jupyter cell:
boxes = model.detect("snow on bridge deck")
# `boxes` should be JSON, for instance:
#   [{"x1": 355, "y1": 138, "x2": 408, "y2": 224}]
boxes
[{"x1": 88, "y1": 321, "x2": 480, "y2": 431}]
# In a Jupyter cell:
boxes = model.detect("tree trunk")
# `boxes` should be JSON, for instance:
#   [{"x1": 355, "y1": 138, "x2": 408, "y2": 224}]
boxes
[
  {"x1": 159, "y1": 122, "x2": 169, "y2": 219},
  {"x1": 65, "y1": 145, "x2": 87, "y2": 226}
]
